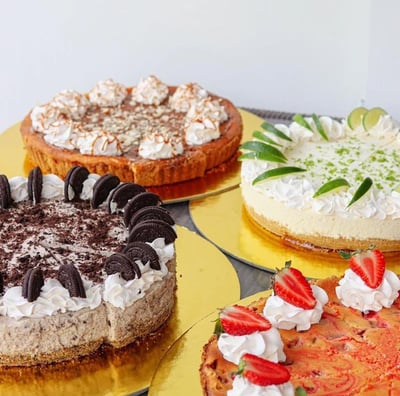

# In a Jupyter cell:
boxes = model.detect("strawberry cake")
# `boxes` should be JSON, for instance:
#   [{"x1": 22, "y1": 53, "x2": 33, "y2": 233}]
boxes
[
  {"x1": 0, "y1": 165, "x2": 177, "y2": 366},
  {"x1": 240, "y1": 109, "x2": 400, "y2": 252},
  {"x1": 200, "y1": 248, "x2": 400, "y2": 395},
  {"x1": 20, "y1": 76, "x2": 243, "y2": 186}
]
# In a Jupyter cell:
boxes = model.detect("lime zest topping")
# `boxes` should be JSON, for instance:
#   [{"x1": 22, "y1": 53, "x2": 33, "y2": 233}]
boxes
[
  {"x1": 260, "y1": 122, "x2": 292, "y2": 142},
  {"x1": 347, "y1": 107, "x2": 368, "y2": 130},
  {"x1": 240, "y1": 141, "x2": 287, "y2": 162},
  {"x1": 311, "y1": 113, "x2": 328, "y2": 141},
  {"x1": 313, "y1": 178, "x2": 350, "y2": 198},
  {"x1": 293, "y1": 113, "x2": 312, "y2": 131},
  {"x1": 362, "y1": 107, "x2": 387, "y2": 131},
  {"x1": 347, "y1": 177, "x2": 373, "y2": 208},
  {"x1": 238, "y1": 151, "x2": 287, "y2": 164},
  {"x1": 252, "y1": 166, "x2": 307, "y2": 185},
  {"x1": 252, "y1": 130, "x2": 283, "y2": 147}
]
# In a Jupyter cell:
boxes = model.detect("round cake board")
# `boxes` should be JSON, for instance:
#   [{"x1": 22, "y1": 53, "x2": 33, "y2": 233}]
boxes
[
  {"x1": 148, "y1": 291, "x2": 267, "y2": 396},
  {"x1": 189, "y1": 188, "x2": 400, "y2": 279}
]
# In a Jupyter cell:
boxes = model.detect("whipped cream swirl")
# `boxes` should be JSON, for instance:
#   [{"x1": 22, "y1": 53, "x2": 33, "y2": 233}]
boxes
[
  {"x1": 139, "y1": 128, "x2": 184, "y2": 159},
  {"x1": 217, "y1": 328, "x2": 285, "y2": 365},
  {"x1": 0, "y1": 279, "x2": 102, "y2": 320},
  {"x1": 75, "y1": 130, "x2": 123, "y2": 156},
  {"x1": 132, "y1": 75, "x2": 169, "y2": 105},
  {"x1": 228, "y1": 376, "x2": 294, "y2": 396},
  {"x1": 52, "y1": 89, "x2": 90, "y2": 120},
  {"x1": 103, "y1": 238, "x2": 175, "y2": 308},
  {"x1": 336, "y1": 269, "x2": 400, "y2": 312},
  {"x1": 169, "y1": 82, "x2": 208, "y2": 112},
  {"x1": 263, "y1": 285, "x2": 328, "y2": 331},
  {"x1": 186, "y1": 97, "x2": 228, "y2": 123},
  {"x1": 89, "y1": 79, "x2": 127, "y2": 107},
  {"x1": 185, "y1": 115, "x2": 220, "y2": 145},
  {"x1": 30, "y1": 103, "x2": 64, "y2": 133}
]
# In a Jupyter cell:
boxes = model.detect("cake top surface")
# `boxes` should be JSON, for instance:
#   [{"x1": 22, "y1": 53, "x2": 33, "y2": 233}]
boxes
[
  {"x1": 0, "y1": 166, "x2": 177, "y2": 319},
  {"x1": 240, "y1": 109, "x2": 400, "y2": 220},
  {"x1": 29, "y1": 76, "x2": 229, "y2": 159}
]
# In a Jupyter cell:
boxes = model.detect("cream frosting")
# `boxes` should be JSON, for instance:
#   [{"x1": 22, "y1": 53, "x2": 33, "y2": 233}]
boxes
[
  {"x1": 263, "y1": 285, "x2": 328, "y2": 331},
  {"x1": 0, "y1": 279, "x2": 102, "y2": 320},
  {"x1": 52, "y1": 89, "x2": 90, "y2": 120},
  {"x1": 132, "y1": 75, "x2": 169, "y2": 105},
  {"x1": 88, "y1": 79, "x2": 127, "y2": 107},
  {"x1": 138, "y1": 128, "x2": 184, "y2": 159},
  {"x1": 30, "y1": 103, "x2": 64, "y2": 133},
  {"x1": 186, "y1": 97, "x2": 228, "y2": 123},
  {"x1": 336, "y1": 269, "x2": 400, "y2": 312},
  {"x1": 74, "y1": 130, "x2": 123, "y2": 156},
  {"x1": 169, "y1": 82, "x2": 208, "y2": 112},
  {"x1": 42, "y1": 119, "x2": 76, "y2": 150},
  {"x1": 228, "y1": 376, "x2": 294, "y2": 396},
  {"x1": 217, "y1": 328, "x2": 285, "y2": 365},
  {"x1": 185, "y1": 115, "x2": 220, "y2": 146}
]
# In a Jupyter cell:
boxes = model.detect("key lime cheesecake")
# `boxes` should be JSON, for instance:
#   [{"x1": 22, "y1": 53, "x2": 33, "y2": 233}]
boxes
[
  {"x1": 20, "y1": 76, "x2": 243, "y2": 186},
  {"x1": 240, "y1": 107, "x2": 400, "y2": 251},
  {"x1": 0, "y1": 166, "x2": 177, "y2": 366}
]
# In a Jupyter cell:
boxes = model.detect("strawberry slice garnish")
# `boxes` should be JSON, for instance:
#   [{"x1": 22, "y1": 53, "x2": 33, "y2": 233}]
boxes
[
  {"x1": 215, "y1": 305, "x2": 272, "y2": 336},
  {"x1": 273, "y1": 261, "x2": 316, "y2": 309},
  {"x1": 344, "y1": 248, "x2": 385, "y2": 289},
  {"x1": 236, "y1": 353, "x2": 290, "y2": 386}
]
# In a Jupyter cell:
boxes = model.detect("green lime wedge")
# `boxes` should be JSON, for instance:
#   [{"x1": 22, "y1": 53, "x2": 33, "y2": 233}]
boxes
[
  {"x1": 252, "y1": 130, "x2": 283, "y2": 147},
  {"x1": 240, "y1": 141, "x2": 287, "y2": 162},
  {"x1": 260, "y1": 122, "x2": 292, "y2": 142},
  {"x1": 347, "y1": 107, "x2": 368, "y2": 130},
  {"x1": 252, "y1": 166, "x2": 306, "y2": 185},
  {"x1": 362, "y1": 107, "x2": 387, "y2": 131},
  {"x1": 311, "y1": 113, "x2": 328, "y2": 141},
  {"x1": 347, "y1": 177, "x2": 373, "y2": 208},
  {"x1": 238, "y1": 151, "x2": 287, "y2": 164},
  {"x1": 293, "y1": 114, "x2": 312, "y2": 131},
  {"x1": 313, "y1": 178, "x2": 350, "y2": 198}
]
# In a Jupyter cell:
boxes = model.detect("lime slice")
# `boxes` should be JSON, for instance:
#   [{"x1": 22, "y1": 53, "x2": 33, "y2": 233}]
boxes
[
  {"x1": 362, "y1": 107, "x2": 387, "y2": 131},
  {"x1": 261, "y1": 122, "x2": 292, "y2": 142},
  {"x1": 311, "y1": 113, "x2": 328, "y2": 141},
  {"x1": 347, "y1": 177, "x2": 373, "y2": 208},
  {"x1": 313, "y1": 178, "x2": 350, "y2": 198},
  {"x1": 293, "y1": 114, "x2": 312, "y2": 131},
  {"x1": 240, "y1": 141, "x2": 287, "y2": 162},
  {"x1": 347, "y1": 107, "x2": 368, "y2": 130},
  {"x1": 238, "y1": 151, "x2": 287, "y2": 164},
  {"x1": 252, "y1": 166, "x2": 306, "y2": 185},
  {"x1": 252, "y1": 130, "x2": 283, "y2": 147}
]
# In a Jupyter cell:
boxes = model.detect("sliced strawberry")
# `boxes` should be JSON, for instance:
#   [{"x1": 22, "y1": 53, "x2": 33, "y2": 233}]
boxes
[
  {"x1": 273, "y1": 262, "x2": 316, "y2": 309},
  {"x1": 217, "y1": 305, "x2": 271, "y2": 336},
  {"x1": 237, "y1": 353, "x2": 290, "y2": 386},
  {"x1": 349, "y1": 248, "x2": 385, "y2": 289}
]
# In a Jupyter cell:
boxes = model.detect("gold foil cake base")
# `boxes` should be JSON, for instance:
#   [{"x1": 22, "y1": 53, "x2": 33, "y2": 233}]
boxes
[{"x1": 189, "y1": 188, "x2": 400, "y2": 279}]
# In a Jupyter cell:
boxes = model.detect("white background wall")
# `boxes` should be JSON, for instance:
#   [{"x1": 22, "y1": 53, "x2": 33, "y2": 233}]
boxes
[{"x1": 0, "y1": 0, "x2": 399, "y2": 132}]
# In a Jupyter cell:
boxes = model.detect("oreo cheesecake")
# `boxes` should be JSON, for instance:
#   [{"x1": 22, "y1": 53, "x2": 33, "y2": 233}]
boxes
[{"x1": 0, "y1": 166, "x2": 177, "y2": 366}]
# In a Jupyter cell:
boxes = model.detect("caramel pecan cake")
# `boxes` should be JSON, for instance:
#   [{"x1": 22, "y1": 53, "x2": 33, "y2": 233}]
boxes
[
  {"x1": 20, "y1": 76, "x2": 243, "y2": 186},
  {"x1": 200, "y1": 253, "x2": 400, "y2": 395},
  {"x1": 240, "y1": 110, "x2": 400, "y2": 252},
  {"x1": 0, "y1": 165, "x2": 177, "y2": 366}
]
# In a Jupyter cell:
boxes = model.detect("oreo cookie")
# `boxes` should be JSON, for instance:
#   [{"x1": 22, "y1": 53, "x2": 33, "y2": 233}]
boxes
[
  {"x1": 27, "y1": 166, "x2": 43, "y2": 204},
  {"x1": 107, "y1": 182, "x2": 146, "y2": 214},
  {"x1": 91, "y1": 174, "x2": 120, "y2": 208},
  {"x1": 64, "y1": 166, "x2": 89, "y2": 201},
  {"x1": 123, "y1": 192, "x2": 162, "y2": 227},
  {"x1": 0, "y1": 174, "x2": 12, "y2": 209},
  {"x1": 128, "y1": 206, "x2": 174, "y2": 232},
  {"x1": 58, "y1": 263, "x2": 86, "y2": 298},
  {"x1": 122, "y1": 241, "x2": 160, "y2": 270},
  {"x1": 128, "y1": 219, "x2": 177, "y2": 244},
  {"x1": 22, "y1": 267, "x2": 44, "y2": 302},
  {"x1": 104, "y1": 252, "x2": 141, "y2": 281}
]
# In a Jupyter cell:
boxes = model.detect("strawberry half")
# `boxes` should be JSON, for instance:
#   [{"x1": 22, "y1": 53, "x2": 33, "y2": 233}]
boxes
[
  {"x1": 216, "y1": 305, "x2": 272, "y2": 336},
  {"x1": 236, "y1": 353, "x2": 290, "y2": 386},
  {"x1": 273, "y1": 262, "x2": 316, "y2": 309},
  {"x1": 348, "y1": 248, "x2": 385, "y2": 289}
]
